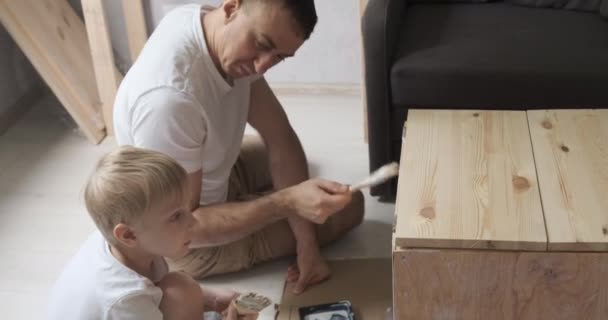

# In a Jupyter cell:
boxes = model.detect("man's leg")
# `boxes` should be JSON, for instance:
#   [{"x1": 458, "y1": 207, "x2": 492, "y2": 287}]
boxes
[
  {"x1": 256, "y1": 191, "x2": 364, "y2": 259},
  {"x1": 158, "y1": 272, "x2": 205, "y2": 320},
  {"x1": 169, "y1": 194, "x2": 364, "y2": 279},
  {"x1": 168, "y1": 135, "x2": 365, "y2": 279},
  {"x1": 226, "y1": 134, "x2": 273, "y2": 200}
]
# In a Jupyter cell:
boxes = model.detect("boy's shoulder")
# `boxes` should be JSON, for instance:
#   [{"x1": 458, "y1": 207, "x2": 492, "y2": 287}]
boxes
[{"x1": 48, "y1": 232, "x2": 164, "y2": 319}]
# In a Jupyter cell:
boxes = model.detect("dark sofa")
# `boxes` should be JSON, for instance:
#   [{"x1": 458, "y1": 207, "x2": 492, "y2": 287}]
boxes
[{"x1": 362, "y1": 0, "x2": 608, "y2": 198}]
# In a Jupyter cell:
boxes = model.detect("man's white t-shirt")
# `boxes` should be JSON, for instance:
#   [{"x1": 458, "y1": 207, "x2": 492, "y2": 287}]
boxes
[
  {"x1": 48, "y1": 232, "x2": 168, "y2": 320},
  {"x1": 114, "y1": 4, "x2": 259, "y2": 205}
]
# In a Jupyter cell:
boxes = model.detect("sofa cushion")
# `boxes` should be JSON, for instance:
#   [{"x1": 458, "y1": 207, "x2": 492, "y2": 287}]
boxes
[
  {"x1": 509, "y1": 0, "x2": 600, "y2": 12},
  {"x1": 391, "y1": 3, "x2": 608, "y2": 109},
  {"x1": 507, "y1": 0, "x2": 608, "y2": 18},
  {"x1": 409, "y1": 0, "x2": 488, "y2": 3}
]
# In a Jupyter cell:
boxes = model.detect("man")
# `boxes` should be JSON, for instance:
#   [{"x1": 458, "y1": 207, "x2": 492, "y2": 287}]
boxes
[{"x1": 113, "y1": 0, "x2": 364, "y2": 295}]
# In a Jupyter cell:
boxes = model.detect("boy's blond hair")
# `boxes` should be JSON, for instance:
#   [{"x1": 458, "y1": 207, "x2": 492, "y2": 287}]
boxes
[{"x1": 84, "y1": 146, "x2": 188, "y2": 244}]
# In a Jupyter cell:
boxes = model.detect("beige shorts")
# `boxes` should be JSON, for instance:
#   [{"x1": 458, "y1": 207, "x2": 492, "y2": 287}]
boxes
[{"x1": 167, "y1": 135, "x2": 364, "y2": 279}]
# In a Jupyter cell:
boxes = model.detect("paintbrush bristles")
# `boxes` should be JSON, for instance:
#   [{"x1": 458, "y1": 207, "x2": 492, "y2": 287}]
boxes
[{"x1": 349, "y1": 162, "x2": 399, "y2": 191}]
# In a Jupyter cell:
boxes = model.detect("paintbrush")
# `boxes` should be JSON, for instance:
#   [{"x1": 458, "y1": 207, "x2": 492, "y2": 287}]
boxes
[{"x1": 349, "y1": 162, "x2": 399, "y2": 192}]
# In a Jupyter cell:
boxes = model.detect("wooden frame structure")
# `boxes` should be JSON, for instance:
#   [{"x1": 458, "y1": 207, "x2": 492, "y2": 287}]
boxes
[
  {"x1": 393, "y1": 109, "x2": 608, "y2": 319},
  {"x1": 0, "y1": 0, "x2": 148, "y2": 143}
]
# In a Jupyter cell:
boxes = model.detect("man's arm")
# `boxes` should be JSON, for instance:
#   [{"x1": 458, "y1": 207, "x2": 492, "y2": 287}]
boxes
[
  {"x1": 187, "y1": 169, "x2": 284, "y2": 246},
  {"x1": 186, "y1": 79, "x2": 350, "y2": 249},
  {"x1": 188, "y1": 170, "x2": 347, "y2": 247},
  {"x1": 125, "y1": 88, "x2": 344, "y2": 247},
  {"x1": 247, "y1": 78, "x2": 348, "y2": 294},
  {"x1": 246, "y1": 79, "x2": 313, "y2": 232},
  {"x1": 247, "y1": 79, "x2": 309, "y2": 190}
]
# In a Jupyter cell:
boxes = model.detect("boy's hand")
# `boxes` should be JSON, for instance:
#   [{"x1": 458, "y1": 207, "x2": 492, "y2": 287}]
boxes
[
  {"x1": 204, "y1": 287, "x2": 240, "y2": 313},
  {"x1": 222, "y1": 301, "x2": 258, "y2": 320}
]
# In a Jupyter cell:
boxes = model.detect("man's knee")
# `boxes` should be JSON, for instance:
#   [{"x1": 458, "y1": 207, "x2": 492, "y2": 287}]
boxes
[
  {"x1": 158, "y1": 272, "x2": 204, "y2": 319},
  {"x1": 173, "y1": 239, "x2": 259, "y2": 279},
  {"x1": 230, "y1": 135, "x2": 272, "y2": 196},
  {"x1": 317, "y1": 190, "x2": 365, "y2": 245},
  {"x1": 347, "y1": 190, "x2": 365, "y2": 228}
]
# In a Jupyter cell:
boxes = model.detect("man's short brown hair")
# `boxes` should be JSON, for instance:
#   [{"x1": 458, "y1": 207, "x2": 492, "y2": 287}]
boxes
[
  {"x1": 84, "y1": 146, "x2": 188, "y2": 244},
  {"x1": 243, "y1": 0, "x2": 317, "y2": 39}
]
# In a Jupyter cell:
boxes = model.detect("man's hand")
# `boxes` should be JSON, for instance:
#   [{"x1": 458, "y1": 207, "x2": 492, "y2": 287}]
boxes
[
  {"x1": 281, "y1": 178, "x2": 352, "y2": 224},
  {"x1": 286, "y1": 244, "x2": 331, "y2": 295}
]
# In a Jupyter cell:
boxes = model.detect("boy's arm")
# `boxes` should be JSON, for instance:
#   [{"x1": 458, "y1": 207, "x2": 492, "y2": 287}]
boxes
[
  {"x1": 200, "y1": 286, "x2": 239, "y2": 312},
  {"x1": 108, "y1": 294, "x2": 164, "y2": 320}
]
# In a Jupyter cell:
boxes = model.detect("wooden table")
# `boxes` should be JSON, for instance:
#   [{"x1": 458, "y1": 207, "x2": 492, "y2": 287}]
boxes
[{"x1": 393, "y1": 109, "x2": 608, "y2": 319}]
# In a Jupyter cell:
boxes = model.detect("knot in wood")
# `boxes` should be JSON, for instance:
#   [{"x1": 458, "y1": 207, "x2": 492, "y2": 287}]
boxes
[
  {"x1": 420, "y1": 207, "x2": 436, "y2": 219},
  {"x1": 512, "y1": 176, "x2": 530, "y2": 191}
]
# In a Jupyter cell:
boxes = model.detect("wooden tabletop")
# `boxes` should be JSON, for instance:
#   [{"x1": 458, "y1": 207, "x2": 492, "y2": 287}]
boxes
[
  {"x1": 528, "y1": 110, "x2": 608, "y2": 252},
  {"x1": 394, "y1": 110, "x2": 547, "y2": 251},
  {"x1": 395, "y1": 109, "x2": 608, "y2": 252}
]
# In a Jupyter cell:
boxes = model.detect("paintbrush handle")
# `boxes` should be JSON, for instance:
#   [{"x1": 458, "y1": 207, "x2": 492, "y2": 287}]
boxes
[{"x1": 349, "y1": 162, "x2": 399, "y2": 191}]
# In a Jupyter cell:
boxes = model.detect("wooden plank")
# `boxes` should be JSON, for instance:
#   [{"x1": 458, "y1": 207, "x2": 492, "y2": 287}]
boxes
[
  {"x1": 394, "y1": 110, "x2": 547, "y2": 251},
  {"x1": 393, "y1": 249, "x2": 608, "y2": 320},
  {"x1": 122, "y1": 0, "x2": 148, "y2": 63},
  {"x1": 82, "y1": 0, "x2": 122, "y2": 136},
  {"x1": 528, "y1": 110, "x2": 608, "y2": 252},
  {"x1": 0, "y1": 0, "x2": 105, "y2": 143}
]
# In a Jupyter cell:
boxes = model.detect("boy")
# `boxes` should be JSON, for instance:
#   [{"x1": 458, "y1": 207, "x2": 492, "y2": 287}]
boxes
[{"x1": 48, "y1": 146, "x2": 256, "y2": 320}]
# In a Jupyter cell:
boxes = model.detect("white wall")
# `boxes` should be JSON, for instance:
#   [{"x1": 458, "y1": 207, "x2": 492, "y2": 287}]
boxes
[
  {"x1": 265, "y1": 1, "x2": 362, "y2": 85},
  {"x1": 104, "y1": 0, "x2": 362, "y2": 87},
  {"x1": 1, "y1": 0, "x2": 359, "y2": 122}
]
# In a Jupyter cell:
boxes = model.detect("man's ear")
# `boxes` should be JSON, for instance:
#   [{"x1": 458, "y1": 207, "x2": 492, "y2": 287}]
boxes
[
  {"x1": 113, "y1": 223, "x2": 138, "y2": 248},
  {"x1": 222, "y1": 0, "x2": 242, "y2": 22}
]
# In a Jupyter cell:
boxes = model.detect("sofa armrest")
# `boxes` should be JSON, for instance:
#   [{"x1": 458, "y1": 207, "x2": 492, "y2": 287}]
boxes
[{"x1": 362, "y1": 0, "x2": 407, "y2": 196}]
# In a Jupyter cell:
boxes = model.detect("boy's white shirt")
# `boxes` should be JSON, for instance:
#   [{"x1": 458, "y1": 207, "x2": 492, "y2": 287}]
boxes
[{"x1": 48, "y1": 232, "x2": 168, "y2": 320}]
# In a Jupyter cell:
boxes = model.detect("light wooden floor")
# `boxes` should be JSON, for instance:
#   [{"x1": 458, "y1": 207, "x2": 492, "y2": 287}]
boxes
[{"x1": 0, "y1": 93, "x2": 395, "y2": 319}]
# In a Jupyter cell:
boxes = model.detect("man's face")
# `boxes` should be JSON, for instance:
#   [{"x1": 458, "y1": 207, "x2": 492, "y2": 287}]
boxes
[
  {"x1": 133, "y1": 194, "x2": 194, "y2": 259},
  {"x1": 219, "y1": 1, "x2": 306, "y2": 79}
]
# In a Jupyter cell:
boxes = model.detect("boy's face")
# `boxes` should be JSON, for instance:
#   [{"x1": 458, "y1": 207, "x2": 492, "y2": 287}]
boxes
[
  {"x1": 132, "y1": 195, "x2": 195, "y2": 259},
  {"x1": 218, "y1": 1, "x2": 305, "y2": 78}
]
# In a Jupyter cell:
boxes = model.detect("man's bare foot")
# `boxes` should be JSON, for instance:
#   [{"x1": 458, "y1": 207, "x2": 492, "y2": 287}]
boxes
[{"x1": 287, "y1": 246, "x2": 331, "y2": 295}]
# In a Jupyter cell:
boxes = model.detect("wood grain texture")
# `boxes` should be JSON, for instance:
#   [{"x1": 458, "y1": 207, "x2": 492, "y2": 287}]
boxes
[
  {"x1": 121, "y1": 0, "x2": 148, "y2": 63},
  {"x1": 0, "y1": 0, "x2": 105, "y2": 143},
  {"x1": 394, "y1": 110, "x2": 546, "y2": 251},
  {"x1": 82, "y1": 0, "x2": 122, "y2": 136},
  {"x1": 528, "y1": 110, "x2": 608, "y2": 251},
  {"x1": 393, "y1": 249, "x2": 608, "y2": 320}
]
